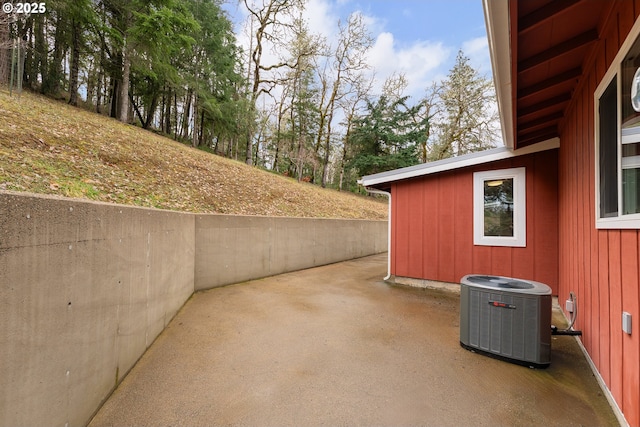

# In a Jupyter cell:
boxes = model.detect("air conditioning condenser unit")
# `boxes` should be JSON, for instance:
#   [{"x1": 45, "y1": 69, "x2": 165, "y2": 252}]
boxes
[{"x1": 459, "y1": 275, "x2": 552, "y2": 368}]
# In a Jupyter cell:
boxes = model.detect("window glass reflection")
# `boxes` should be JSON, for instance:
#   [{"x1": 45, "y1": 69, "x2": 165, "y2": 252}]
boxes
[{"x1": 484, "y1": 178, "x2": 514, "y2": 237}]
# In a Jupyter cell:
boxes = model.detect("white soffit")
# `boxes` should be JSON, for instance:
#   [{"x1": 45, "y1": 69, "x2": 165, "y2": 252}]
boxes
[
  {"x1": 359, "y1": 138, "x2": 559, "y2": 187},
  {"x1": 483, "y1": 0, "x2": 514, "y2": 150}
]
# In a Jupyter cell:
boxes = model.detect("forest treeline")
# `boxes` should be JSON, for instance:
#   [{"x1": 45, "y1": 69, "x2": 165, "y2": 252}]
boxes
[{"x1": 0, "y1": 0, "x2": 499, "y2": 192}]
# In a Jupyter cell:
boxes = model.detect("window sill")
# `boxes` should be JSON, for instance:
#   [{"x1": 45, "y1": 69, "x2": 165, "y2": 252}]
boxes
[
  {"x1": 596, "y1": 216, "x2": 640, "y2": 229},
  {"x1": 473, "y1": 237, "x2": 527, "y2": 247}
]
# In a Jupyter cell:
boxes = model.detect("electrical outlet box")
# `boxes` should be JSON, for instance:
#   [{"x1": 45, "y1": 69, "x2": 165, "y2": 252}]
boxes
[
  {"x1": 565, "y1": 299, "x2": 574, "y2": 313},
  {"x1": 623, "y1": 312, "x2": 632, "y2": 335}
]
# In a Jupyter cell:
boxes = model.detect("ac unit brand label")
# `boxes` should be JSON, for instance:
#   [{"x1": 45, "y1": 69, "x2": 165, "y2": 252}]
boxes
[{"x1": 488, "y1": 300, "x2": 516, "y2": 309}]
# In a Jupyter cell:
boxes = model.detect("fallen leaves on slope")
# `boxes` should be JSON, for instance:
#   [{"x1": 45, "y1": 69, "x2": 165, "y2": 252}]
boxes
[{"x1": 0, "y1": 89, "x2": 387, "y2": 220}]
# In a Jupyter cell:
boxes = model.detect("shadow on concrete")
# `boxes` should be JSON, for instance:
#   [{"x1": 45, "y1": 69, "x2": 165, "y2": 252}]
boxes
[{"x1": 89, "y1": 253, "x2": 619, "y2": 427}]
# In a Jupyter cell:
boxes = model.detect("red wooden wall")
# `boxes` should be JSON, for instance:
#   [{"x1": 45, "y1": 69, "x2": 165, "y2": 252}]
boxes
[
  {"x1": 390, "y1": 149, "x2": 559, "y2": 293},
  {"x1": 558, "y1": 2, "x2": 640, "y2": 425}
]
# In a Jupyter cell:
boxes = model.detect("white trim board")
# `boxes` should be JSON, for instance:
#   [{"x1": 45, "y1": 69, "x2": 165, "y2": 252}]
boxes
[{"x1": 358, "y1": 138, "x2": 559, "y2": 188}]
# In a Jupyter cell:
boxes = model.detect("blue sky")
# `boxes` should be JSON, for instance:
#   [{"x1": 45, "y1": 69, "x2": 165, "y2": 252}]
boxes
[
  {"x1": 225, "y1": 0, "x2": 490, "y2": 102},
  {"x1": 346, "y1": 0, "x2": 487, "y2": 49}
]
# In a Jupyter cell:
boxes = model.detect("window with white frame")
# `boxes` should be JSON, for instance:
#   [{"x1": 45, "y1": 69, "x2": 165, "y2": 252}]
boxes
[
  {"x1": 473, "y1": 168, "x2": 526, "y2": 247},
  {"x1": 595, "y1": 20, "x2": 640, "y2": 228}
]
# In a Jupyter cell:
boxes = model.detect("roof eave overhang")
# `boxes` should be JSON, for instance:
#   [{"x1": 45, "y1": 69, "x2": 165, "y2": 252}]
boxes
[
  {"x1": 483, "y1": 0, "x2": 515, "y2": 149},
  {"x1": 358, "y1": 137, "x2": 559, "y2": 188}
]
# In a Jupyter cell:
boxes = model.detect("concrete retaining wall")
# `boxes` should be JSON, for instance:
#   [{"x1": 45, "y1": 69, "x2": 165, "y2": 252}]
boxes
[
  {"x1": 0, "y1": 192, "x2": 196, "y2": 427},
  {"x1": 194, "y1": 215, "x2": 387, "y2": 289},
  {"x1": 0, "y1": 191, "x2": 387, "y2": 427}
]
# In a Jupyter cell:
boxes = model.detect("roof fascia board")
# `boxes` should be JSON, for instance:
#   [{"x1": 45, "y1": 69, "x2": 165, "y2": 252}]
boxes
[
  {"x1": 483, "y1": 0, "x2": 514, "y2": 149},
  {"x1": 359, "y1": 138, "x2": 559, "y2": 187}
]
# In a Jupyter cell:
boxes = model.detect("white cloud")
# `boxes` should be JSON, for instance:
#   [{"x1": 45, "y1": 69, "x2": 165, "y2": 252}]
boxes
[
  {"x1": 304, "y1": 0, "x2": 340, "y2": 41},
  {"x1": 462, "y1": 35, "x2": 488, "y2": 56},
  {"x1": 366, "y1": 32, "x2": 450, "y2": 100},
  {"x1": 462, "y1": 36, "x2": 492, "y2": 76}
]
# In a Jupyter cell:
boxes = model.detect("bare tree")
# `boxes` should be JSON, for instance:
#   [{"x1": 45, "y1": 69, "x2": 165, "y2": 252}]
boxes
[
  {"x1": 417, "y1": 81, "x2": 441, "y2": 163},
  {"x1": 271, "y1": 82, "x2": 291, "y2": 172},
  {"x1": 316, "y1": 12, "x2": 372, "y2": 187},
  {"x1": 287, "y1": 16, "x2": 323, "y2": 180},
  {"x1": 381, "y1": 72, "x2": 408, "y2": 102},
  {"x1": 242, "y1": 0, "x2": 305, "y2": 165}
]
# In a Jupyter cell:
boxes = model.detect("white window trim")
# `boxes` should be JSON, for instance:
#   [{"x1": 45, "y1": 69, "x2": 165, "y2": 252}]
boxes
[
  {"x1": 473, "y1": 167, "x2": 526, "y2": 247},
  {"x1": 595, "y1": 17, "x2": 640, "y2": 229}
]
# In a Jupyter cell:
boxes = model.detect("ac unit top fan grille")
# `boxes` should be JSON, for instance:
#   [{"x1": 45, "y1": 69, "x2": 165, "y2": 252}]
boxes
[{"x1": 461, "y1": 275, "x2": 551, "y2": 295}]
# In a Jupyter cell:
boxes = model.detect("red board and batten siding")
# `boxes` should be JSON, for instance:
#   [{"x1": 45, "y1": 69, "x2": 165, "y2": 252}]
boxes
[
  {"x1": 389, "y1": 149, "x2": 559, "y2": 293},
  {"x1": 558, "y1": 2, "x2": 640, "y2": 425}
]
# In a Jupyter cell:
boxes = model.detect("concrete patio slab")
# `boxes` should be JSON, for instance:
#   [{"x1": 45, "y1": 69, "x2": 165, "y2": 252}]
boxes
[{"x1": 88, "y1": 253, "x2": 619, "y2": 427}]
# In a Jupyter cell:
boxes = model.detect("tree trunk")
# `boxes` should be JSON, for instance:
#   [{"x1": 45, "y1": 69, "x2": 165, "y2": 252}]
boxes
[
  {"x1": 22, "y1": 18, "x2": 35, "y2": 89},
  {"x1": 321, "y1": 121, "x2": 332, "y2": 188},
  {"x1": 213, "y1": 135, "x2": 221, "y2": 154},
  {"x1": 95, "y1": 70, "x2": 102, "y2": 113},
  {"x1": 296, "y1": 138, "x2": 304, "y2": 182},
  {"x1": 273, "y1": 139, "x2": 280, "y2": 171},
  {"x1": 109, "y1": 79, "x2": 118, "y2": 117},
  {"x1": 181, "y1": 90, "x2": 192, "y2": 140},
  {"x1": 119, "y1": 44, "x2": 130, "y2": 122},
  {"x1": 164, "y1": 88, "x2": 171, "y2": 134},
  {"x1": 191, "y1": 96, "x2": 198, "y2": 147},
  {"x1": 226, "y1": 137, "x2": 233, "y2": 157},
  {"x1": 338, "y1": 124, "x2": 350, "y2": 191},
  {"x1": 117, "y1": 7, "x2": 132, "y2": 122},
  {"x1": 0, "y1": 11, "x2": 10, "y2": 86},
  {"x1": 68, "y1": 20, "x2": 81, "y2": 106},
  {"x1": 143, "y1": 94, "x2": 158, "y2": 129},
  {"x1": 173, "y1": 93, "x2": 178, "y2": 138},
  {"x1": 160, "y1": 91, "x2": 165, "y2": 129},
  {"x1": 130, "y1": 93, "x2": 145, "y2": 124},
  {"x1": 33, "y1": 14, "x2": 47, "y2": 90},
  {"x1": 245, "y1": 122, "x2": 253, "y2": 165},
  {"x1": 198, "y1": 109, "x2": 205, "y2": 147},
  {"x1": 86, "y1": 66, "x2": 95, "y2": 108},
  {"x1": 253, "y1": 135, "x2": 260, "y2": 166},
  {"x1": 44, "y1": 14, "x2": 64, "y2": 96},
  {"x1": 96, "y1": 10, "x2": 109, "y2": 114}
]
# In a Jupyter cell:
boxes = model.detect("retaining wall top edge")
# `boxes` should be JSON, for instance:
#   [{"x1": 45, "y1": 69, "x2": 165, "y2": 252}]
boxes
[
  {"x1": 194, "y1": 213, "x2": 388, "y2": 222},
  {"x1": 1, "y1": 190, "x2": 387, "y2": 222},
  {"x1": 0, "y1": 190, "x2": 192, "y2": 216}
]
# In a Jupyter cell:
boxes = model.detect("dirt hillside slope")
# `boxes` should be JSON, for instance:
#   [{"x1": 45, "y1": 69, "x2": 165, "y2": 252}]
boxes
[{"x1": 0, "y1": 90, "x2": 387, "y2": 219}]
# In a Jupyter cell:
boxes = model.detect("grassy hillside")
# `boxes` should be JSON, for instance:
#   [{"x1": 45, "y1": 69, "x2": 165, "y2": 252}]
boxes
[{"x1": 0, "y1": 90, "x2": 387, "y2": 219}]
